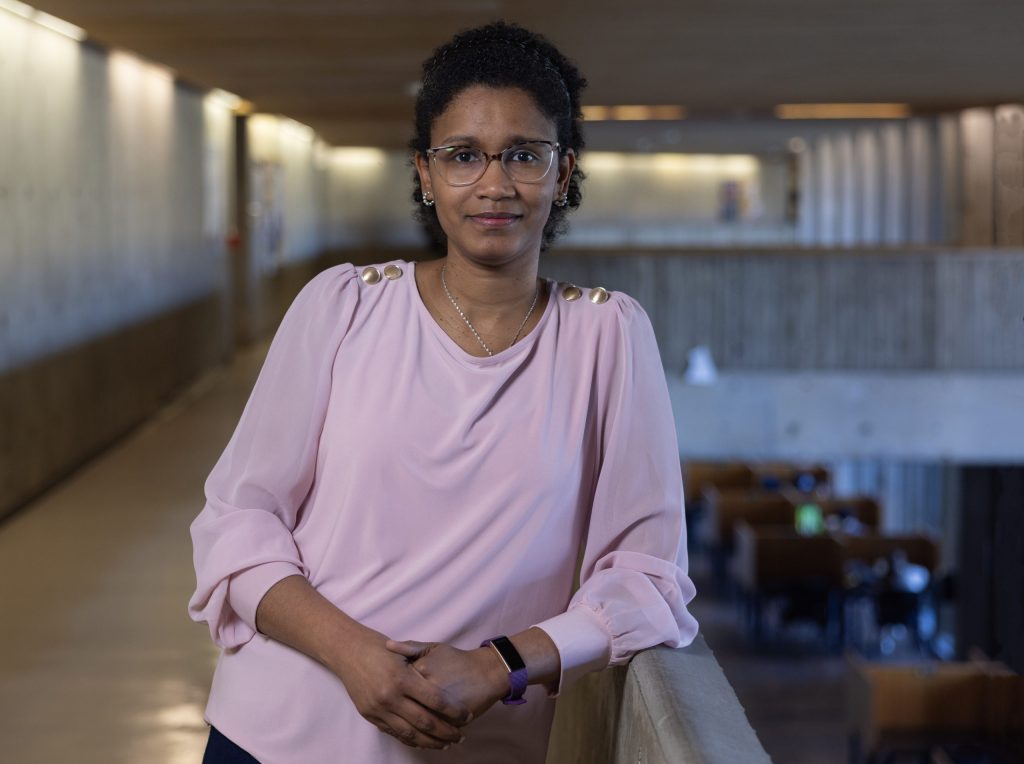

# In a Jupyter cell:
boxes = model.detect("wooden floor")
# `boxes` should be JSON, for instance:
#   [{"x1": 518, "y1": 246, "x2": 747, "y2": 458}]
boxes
[{"x1": 0, "y1": 340, "x2": 854, "y2": 763}]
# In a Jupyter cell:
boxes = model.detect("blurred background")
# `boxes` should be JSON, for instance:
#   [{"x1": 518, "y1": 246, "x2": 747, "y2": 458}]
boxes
[{"x1": 1, "y1": 2, "x2": 1022, "y2": 762}]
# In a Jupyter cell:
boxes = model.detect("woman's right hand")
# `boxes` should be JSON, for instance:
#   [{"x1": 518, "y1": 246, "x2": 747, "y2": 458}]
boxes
[
  {"x1": 328, "y1": 629, "x2": 473, "y2": 750},
  {"x1": 253, "y1": 575, "x2": 472, "y2": 751}
]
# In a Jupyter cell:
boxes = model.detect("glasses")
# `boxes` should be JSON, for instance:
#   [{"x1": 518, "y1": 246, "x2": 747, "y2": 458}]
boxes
[{"x1": 426, "y1": 141, "x2": 561, "y2": 186}]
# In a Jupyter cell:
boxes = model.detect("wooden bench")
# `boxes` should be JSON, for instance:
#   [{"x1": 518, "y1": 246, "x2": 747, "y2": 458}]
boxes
[
  {"x1": 682, "y1": 461, "x2": 755, "y2": 507},
  {"x1": 731, "y1": 524, "x2": 941, "y2": 650},
  {"x1": 835, "y1": 532, "x2": 939, "y2": 571},
  {"x1": 699, "y1": 488, "x2": 795, "y2": 591},
  {"x1": 731, "y1": 521, "x2": 845, "y2": 645},
  {"x1": 846, "y1": 653, "x2": 1024, "y2": 763},
  {"x1": 835, "y1": 532, "x2": 941, "y2": 653},
  {"x1": 781, "y1": 491, "x2": 883, "y2": 531},
  {"x1": 752, "y1": 462, "x2": 831, "y2": 492}
]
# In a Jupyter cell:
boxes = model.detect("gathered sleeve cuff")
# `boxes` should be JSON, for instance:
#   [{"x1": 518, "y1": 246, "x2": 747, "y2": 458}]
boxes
[
  {"x1": 187, "y1": 265, "x2": 359, "y2": 650},
  {"x1": 533, "y1": 293, "x2": 699, "y2": 697},
  {"x1": 532, "y1": 605, "x2": 612, "y2": 696}
]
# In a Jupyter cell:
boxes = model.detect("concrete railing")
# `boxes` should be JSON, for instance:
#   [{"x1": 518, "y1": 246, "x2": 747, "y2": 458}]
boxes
[
  {"x1": 546, "y1": 635, "x2": 770, "y2": 764},
  {"x1": 542, "y1": 248, "x2": 1024, "y2": 372}
]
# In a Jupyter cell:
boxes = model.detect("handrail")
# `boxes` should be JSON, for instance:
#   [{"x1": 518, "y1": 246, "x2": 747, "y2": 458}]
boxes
[{"x1": 547, "y1": 635, "x2": 770, "y2": 763}]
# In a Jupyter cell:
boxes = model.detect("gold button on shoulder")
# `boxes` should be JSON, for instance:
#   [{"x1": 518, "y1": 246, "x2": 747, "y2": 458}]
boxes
[
  {"x1": 561, "y1": 285, "x2": 582, "y2": 302},
  {"x1": 360, "y1": 266, "x2": 382, "y2": 284},
  {"x1": 383, "y1": 264, "x2": 403, "y2": 280},
  {"x1": 588, "y1": 287, "x2": 610, "y2": 304}
]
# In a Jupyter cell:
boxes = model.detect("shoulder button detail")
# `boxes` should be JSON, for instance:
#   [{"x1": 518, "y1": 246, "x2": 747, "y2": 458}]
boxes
[
  {"x1": 383, "y1": 264, "x2": 403, "y2": 280},
  {"x1": 561, "y1": 285, "x2": 582, "y2": 302},
  {"x1": 361, "y1": 266, "x2": 382, "y2": 285},
  {"x1": 588, "y1": 287, "x2": 610, "y2": 304}
]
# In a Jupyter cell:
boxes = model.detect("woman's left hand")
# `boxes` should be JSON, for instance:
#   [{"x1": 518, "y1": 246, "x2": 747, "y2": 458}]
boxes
[{"x1": 385, "y1": 640, "x2": 509, "y2": 720}]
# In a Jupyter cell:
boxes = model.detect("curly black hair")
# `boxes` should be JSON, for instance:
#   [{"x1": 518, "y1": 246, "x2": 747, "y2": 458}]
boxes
[{"x1": 410, "y1": 21, "x2": 587, "y2": 252}]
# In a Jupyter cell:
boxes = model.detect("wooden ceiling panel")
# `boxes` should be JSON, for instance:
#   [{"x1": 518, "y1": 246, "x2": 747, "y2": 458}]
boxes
[{"x1": 26, "y1": 0, "x2": 1024, "y2": 149}]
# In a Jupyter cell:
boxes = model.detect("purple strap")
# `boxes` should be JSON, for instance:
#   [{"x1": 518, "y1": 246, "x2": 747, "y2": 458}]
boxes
[
  {"x1": 504, "y1": 666, "x2": 528, "y2": 705},
  {"x1": 481, "y1": 637, "x2": 528, "y2": 705}
]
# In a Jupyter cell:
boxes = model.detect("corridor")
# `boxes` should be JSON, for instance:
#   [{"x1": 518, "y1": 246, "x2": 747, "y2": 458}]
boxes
[{"x1": 0, "y1": 348, "x2": 268, "y2": 763}]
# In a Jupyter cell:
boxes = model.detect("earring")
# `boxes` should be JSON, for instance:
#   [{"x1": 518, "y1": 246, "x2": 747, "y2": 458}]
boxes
[
  {"x1": 422, "y1": 191, "x2": 435, "y2": 207},
  {"x1": 554, "y1": 192, "x2": 568, "y2": 208}
]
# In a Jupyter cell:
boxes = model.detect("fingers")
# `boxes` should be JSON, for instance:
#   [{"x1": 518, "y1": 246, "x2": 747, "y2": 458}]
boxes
[
  {"x1": 357, "y1": 664, "x2": 471, "y2": 750},
  {"x1": 403, "y1": 670, "x2": 473, "y2": 726},
  {"x1": 377, "y1": 711, "x2": 457, "y2": 750},
  {"x1": 396, "y1": 697, "x2": 466, "y2": 743},
  {"x1": 385, "y1": 639, "x2": 431, "y2": 660}
]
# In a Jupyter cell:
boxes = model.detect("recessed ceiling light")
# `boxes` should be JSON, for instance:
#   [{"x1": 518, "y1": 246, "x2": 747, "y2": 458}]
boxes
[
  {"x1": 582, "y1": 105, "x2": 687, "y2": 121},
  {"x1": 775, "y1": 103, "x2": 911, "y2": 120}
]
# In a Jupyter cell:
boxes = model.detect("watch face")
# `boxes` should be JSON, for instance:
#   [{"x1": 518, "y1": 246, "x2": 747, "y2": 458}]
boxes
[
  {"x1": 490, "y1": 636, "x2": 527, "y2": 672},
  {"x1": 483, "y1": 636, "x2": 529, "y2": 705}
]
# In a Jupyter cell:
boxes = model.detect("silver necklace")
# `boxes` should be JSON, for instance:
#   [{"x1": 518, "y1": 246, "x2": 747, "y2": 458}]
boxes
[{"x1": 440, "y1": 263, "x2": 541, "y2": 357}]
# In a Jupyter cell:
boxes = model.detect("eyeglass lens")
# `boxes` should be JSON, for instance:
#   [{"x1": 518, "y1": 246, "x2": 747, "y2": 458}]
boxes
[{"x1": 432, "y1": 143, "x2": 556, "y2": 185}]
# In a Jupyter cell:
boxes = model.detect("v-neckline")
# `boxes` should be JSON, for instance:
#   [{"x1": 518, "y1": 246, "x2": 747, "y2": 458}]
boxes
[{"x1": 408, "y1": 260, "x2": 557, "y2": 369}]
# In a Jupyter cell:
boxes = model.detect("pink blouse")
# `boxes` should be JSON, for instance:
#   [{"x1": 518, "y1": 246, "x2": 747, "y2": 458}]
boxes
[{"x1": 188, "y1": 260, "x2": 698, "y2": 763}]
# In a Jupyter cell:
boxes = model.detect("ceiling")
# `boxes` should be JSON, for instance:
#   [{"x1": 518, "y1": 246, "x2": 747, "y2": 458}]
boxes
[{"x1": 28, "y1": 0, "x2": 1024, "y2": 153}]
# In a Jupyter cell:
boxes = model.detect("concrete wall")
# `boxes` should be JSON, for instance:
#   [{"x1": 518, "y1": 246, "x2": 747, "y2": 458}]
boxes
[
  {"x1": 0, "y1": 13, "x2": 231, "y2": 373},
  {"x1": 0, "y1": 13, "x2": 243, "y2": 520},
  {"x1": 543, "y1": 249, "x2": 1024, "y2": 372},
  {"x1": 667, "y1": 370, "x2": 1024, "y2": 463},
  {"x1": 324, "y1": 149, "x2": 424, "y2": 248}
]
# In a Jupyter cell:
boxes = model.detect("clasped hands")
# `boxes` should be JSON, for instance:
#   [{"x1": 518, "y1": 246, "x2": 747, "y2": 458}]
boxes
[{"x1": 334, "y1": 631, "x2": 510, "y2": 750}]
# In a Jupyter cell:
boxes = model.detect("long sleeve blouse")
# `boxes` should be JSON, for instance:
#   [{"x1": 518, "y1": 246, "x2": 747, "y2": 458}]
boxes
[{"x1": 188, "y1": 260, "x2": 698, "y2": 763}]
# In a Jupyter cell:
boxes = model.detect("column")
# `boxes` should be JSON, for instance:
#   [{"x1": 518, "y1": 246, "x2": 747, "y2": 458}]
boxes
[
  {"x1": 880, "y1": 122, "x2": 908, "y2": 245},
  {"x1": 994, "y1": 104, "x2": 1024, "y2": 246},
  {"x1": 854, "y1": 128, "x2": 883, "y2": 245},
  {"x1": 907, "y1": 118, "x2": 936, "y2": 245},
  {"x1": 960, "y1": 108, "x2": 995, "y2": 246}
]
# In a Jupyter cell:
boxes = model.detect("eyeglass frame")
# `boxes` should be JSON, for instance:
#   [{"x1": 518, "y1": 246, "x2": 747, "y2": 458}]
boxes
[{"x1": 424, "y1": 140, "x2": 563, "y2": 187}]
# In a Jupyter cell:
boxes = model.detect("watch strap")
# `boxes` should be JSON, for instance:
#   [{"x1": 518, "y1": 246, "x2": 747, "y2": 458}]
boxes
[{"x1": 481, "y1": 635, "x2": 528, "y2": 705}]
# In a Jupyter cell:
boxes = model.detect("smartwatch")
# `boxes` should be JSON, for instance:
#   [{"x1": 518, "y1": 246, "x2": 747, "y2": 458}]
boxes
[{"x1": 481, "y1": 635, "x2": 528, "y2": 705}]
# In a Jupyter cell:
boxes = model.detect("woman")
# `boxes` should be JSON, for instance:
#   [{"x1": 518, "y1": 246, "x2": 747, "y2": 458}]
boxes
[{"x1": 189, "y1": 21, "x2": 698, "y2": 764}]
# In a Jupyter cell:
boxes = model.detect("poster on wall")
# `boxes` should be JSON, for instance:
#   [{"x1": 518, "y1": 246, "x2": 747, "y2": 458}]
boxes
[{"x1": 249, "y1": 160, "x2": 285, "y2": 275}]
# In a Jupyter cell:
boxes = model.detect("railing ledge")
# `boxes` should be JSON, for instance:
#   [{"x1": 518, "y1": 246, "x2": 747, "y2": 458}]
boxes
[{"x1": 547, "y1": 635, "x2": 770, "y2": 763}]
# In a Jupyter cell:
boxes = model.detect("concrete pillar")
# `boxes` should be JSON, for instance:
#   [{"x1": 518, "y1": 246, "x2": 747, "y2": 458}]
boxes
[
  {"x1": 938, "y1": 114, "x2": 962, "y2": 246},
  {"x1": 907, "y1": 118, "x2": 936, "y2": 244},
  {"x1": 960, "y1": 108, "x2": 995, "y2": 246},
  {"x1": 994, "y1": 104, "x2": 1024, "y2": 246},
  {"x1": 835, "y1": 132, "x2": 858, "y2": 246},
  {"x1": 816, "y1": 136, "x2": 838, "y2": 246},
  {"x1": 880, "y1": 123, "x2": 908, "y2": 245},
  {"x1": 854, "y1": 128, "x2": 883, "y2": 245},
  {"x1": 797, "y1": 146, "x2": 817, "y2": 245}
]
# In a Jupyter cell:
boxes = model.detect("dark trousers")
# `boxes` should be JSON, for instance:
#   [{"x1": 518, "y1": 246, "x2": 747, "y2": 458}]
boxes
[{"x1": 202, "y1": 726, "x2": 261, "y2": 764}]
